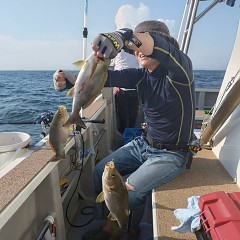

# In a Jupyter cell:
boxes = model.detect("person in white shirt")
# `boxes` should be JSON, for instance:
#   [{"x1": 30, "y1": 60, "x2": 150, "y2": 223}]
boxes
[{"x1": 111, "y1": 50, "x2": 141, "y2": 134}]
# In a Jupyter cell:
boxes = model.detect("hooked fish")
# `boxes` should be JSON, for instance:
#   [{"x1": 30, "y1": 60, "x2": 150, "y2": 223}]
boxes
[
  {"x1": 96, "y1": 161, "x2": 129, "y2": 229},
  {"x1": 64, "y1": 53, "x2": 110, "y2": 128},
  {"x1": 49, "y1": 105, "x2": 70, "y2": 161}
]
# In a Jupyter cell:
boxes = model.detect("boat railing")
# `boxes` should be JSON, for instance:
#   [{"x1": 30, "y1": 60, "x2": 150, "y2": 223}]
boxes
[{"x1": 195, "y1": 87, "x2": 219, "y2": 110}]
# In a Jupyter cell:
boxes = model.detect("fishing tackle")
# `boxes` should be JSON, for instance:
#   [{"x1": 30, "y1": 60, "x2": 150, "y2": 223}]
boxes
[{"x1": 35, "y1": 111, "x2": 54, "y2": 138}]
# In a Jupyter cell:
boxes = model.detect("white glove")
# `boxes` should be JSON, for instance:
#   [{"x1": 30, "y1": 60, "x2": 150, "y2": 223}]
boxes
[{"x1": 53, "y1": 70, "x2": 77, "y2": 91}]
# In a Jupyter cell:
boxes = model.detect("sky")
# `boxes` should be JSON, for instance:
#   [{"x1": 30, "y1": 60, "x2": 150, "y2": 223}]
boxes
[{"x1": 0, "y1": 0, "x2": 239, "y2": 70}]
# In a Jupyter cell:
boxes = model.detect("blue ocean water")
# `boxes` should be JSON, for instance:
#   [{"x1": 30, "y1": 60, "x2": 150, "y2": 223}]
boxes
[{"x1": 0, "y1": 70, "x2": 225, "y2": 145}]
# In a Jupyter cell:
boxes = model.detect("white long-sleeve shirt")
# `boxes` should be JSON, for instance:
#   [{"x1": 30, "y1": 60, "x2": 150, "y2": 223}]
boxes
[{"x1": 111, "y1": 51, "x2": 140, "y2": 91}]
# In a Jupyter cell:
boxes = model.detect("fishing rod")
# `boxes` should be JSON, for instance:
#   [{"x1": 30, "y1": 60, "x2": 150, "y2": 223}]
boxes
[
  {"x1": 0, "y1": 121, "x2": 36, "y2": 125},
  {"x1": 0, "y1": 113, "x2": 105, "y2": 125},
  {"x1": 82, "y1": 0, "x2": 88, "y2": 60},
  {"x1": 0, "y1": 110, "x2": 105, "y2": 139},
  {"x1": 82, "y1": 117, "x2": 105, "y2": 124},
  {"x1": 0, "y1": 119, "x2": 105, "y2": 125},
  {"x1": 0, "y1": 111, "x2": 54, "y2": 125}
]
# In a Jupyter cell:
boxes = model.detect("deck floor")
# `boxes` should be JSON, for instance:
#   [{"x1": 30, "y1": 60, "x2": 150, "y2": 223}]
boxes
[{"x1": 153, "y1": 149, "x2": 240, "y2": 240}]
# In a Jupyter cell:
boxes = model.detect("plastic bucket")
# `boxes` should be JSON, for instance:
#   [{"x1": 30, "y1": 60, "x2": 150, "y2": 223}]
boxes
[{"x1": 0, "y1": 132, "x2": 31, "y2": 153}]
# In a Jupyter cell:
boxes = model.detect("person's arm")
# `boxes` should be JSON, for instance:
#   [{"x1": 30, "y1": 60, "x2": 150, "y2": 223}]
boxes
[
  {"x1": 126, "y1": 32, "x2": 193, "y2": 84},
  {"x1": 91, "y1": 29, "x2": 192, "y2": 84},
  {"x1": 106, "y1": 68, "x2": 145, "y2": 89},
  {"x1": 53, "y1": 70, "x2": 77, "y2": 91},
  {"x1": 147, "y1": 33, "x2": 193, "y2": 84}
]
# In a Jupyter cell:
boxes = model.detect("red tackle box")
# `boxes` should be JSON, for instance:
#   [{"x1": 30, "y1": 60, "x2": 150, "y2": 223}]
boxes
[{"x1": 196, "y1": 191, "x2": 240, "y2": 240}]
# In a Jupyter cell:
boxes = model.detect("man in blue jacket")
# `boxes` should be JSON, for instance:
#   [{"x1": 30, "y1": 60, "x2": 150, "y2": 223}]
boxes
[{"x1": 54, "y1": 20, "x2": 195, "y2": 240}]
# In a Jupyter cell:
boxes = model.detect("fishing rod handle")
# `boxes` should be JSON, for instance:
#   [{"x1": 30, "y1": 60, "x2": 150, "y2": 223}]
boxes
[{"x1": 82, "y1": 119, "x2": 105, "y2": 124}]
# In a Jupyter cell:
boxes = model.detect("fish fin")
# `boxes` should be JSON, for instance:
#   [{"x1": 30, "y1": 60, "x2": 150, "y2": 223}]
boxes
[
  {"x1": 96, "y1": 191, "x2": 105, "y2": 203},
  {"x1": 89, "y1": 61, "x2": 98, "y2": 78},
  {"x1": 73, "y1": 60, "x2": 86, "y2": 68},
  {"x1": 63, "y1": 113, "x2": 86, "y2": 129},
  {"x1": 107, "y1": 213, "x2": 116, "y2": 221},
  {"x1": 48, "y1": 139, "x2": 56, "y2": 152},
  {"x1": 50, "y1": 154, "x2": 65, "y2": 162},
  {"x1": 66, "y1": 87, "x2": 75, "y2": 97}
]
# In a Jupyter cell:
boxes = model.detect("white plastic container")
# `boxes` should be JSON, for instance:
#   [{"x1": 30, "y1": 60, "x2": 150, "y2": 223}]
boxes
[{"x1": 0, "y1": 132, "x2": 31, "y2": 171}]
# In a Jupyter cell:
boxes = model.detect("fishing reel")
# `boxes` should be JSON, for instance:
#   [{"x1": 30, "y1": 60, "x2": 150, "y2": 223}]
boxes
[{"x1": 35, "y1": 111, "x2": 54, "y2": 138}]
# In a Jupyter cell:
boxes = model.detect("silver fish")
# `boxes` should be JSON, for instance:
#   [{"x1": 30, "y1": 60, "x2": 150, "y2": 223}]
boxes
[
  {"x1": 64, "y1": 53, "x2": 110, "y2": 128},
  {"x1": 49, "y1": 105, "x2": 70, "y2": 161},
  {"x1": 96, "y1": 161, "x2": 129, "y2": 229}
]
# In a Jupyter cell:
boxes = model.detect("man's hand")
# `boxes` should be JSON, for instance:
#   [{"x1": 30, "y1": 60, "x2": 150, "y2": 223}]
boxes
[
  {"x1": 92, "y1": 28, "x2": 134, "y2": 60},
  {"x1": 53, "y1": 70, "x2": 77, "y2": 91}
]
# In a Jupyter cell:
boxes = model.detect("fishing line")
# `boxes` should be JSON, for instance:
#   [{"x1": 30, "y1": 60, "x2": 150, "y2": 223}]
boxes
[
  {"x1": 65, "y1": 129, "x2": 94, "y2": 228},
  {"x1": 0, "y1": 74, "x2": 46, "y2": 141},
  {"x1": 36, "y1": 72, "x2": 72, "y2": 139},
  {"x1": 37, "y1": 76, "x2": 69, "y2": 139},
  {"x1": 1, "y1": 72, "x2": 67, "y2": 144}
]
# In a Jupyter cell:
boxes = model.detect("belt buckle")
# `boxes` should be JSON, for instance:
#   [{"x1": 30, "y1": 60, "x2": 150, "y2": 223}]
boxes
[{"x1": 146, "y1": 134, "x2": 163, "y2": 150}]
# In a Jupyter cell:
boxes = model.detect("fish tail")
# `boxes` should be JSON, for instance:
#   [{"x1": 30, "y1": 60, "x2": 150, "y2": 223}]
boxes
[
  {"x1": 63, "y1": 113, "x2": 87, "y2": 129},
  {"x1": 50, "y1": 154, "x2": 65, "y2": 162}
]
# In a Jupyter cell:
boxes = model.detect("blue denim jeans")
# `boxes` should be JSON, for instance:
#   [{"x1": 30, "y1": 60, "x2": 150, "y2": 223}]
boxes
[{"x1": 93, "y1": 135, "x2": 189, "y2": 210}]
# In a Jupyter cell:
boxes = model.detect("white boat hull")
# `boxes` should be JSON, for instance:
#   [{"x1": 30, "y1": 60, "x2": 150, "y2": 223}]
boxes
[{"x1": 212, "y1": 22, "x2": 240, "y2": 185}]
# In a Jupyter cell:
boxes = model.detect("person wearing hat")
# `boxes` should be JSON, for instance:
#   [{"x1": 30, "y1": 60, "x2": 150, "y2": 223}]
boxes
[{"x1": 53, "y1": 20, "x2": 195, "y2": 239}]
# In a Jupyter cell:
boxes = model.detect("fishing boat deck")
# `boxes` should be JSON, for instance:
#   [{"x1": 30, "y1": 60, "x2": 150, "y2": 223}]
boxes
[
  {"x1": 1, "y1": 103, "x2": 239, "y2": 240},
  {"x1": 152, "y1": 148, "x2": 240, "y2": 240}
]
